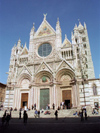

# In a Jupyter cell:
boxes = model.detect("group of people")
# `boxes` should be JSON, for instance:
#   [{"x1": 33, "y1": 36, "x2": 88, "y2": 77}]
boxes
[
  {"x1": 92, "y1": 108, "x2": 99, "y2": 114},
  {"x1": 1, "y1": 110, "x2": 12, "y2": 126},
  {"x1": 73, "y1": 108, "x2": 87, "y2": 121}
]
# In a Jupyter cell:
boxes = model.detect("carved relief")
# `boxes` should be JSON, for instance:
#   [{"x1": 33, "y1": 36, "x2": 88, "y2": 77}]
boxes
[{"x1": 21, "y1": 79, "x2": 30, "y2": 88}]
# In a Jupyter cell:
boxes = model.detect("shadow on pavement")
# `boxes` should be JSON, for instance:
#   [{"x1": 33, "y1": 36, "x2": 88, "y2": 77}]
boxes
[{"x1": 0, "y1": 116, "x2": 100, "y2": 133}]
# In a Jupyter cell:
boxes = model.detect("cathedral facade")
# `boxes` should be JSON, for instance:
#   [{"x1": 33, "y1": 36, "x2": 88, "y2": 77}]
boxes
[{"x1": 4, "y1": 15, "x2": 100, "y2": 110}]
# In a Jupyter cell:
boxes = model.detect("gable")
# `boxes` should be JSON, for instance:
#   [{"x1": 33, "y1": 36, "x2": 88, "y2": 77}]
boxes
[
  {"x1": 34, "y1": 19, "x2": 56, "y2": 38},
  {"x1": 56, "y1": 60, "x2": 74, "y2": 72},
  {"x1": 62, "y1": 37, "x2": 71, "y2": 48},
  {"x1": 18, "y1": 66, "x2": 32, "y2": 77},
  {"x1": 21, "y1": 48, "x2": 28, "y2": 55},
  {"x1": 35, "y1": 61, "x2": 53, "y2": 75}
]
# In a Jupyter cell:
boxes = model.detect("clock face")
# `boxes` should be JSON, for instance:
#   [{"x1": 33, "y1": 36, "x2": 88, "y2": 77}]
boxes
[{"x1": 38, "y1": 43, "x2": 52, "y2": 57}]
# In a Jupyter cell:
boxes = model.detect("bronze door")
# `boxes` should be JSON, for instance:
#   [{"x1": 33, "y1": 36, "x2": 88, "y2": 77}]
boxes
[{"x1": 40, "y1": 89, "x2": 49, "y2": 110}]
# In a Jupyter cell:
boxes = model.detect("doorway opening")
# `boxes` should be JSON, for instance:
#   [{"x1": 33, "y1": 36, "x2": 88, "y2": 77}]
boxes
[
  {"x1": 62, "y1": 90, "x2": 72, "y2": 109},
  {"x1": 21, "y1": 93, "x2": 28, "y2": 109},
  {"x1": 65, "y1": 100, "x2": 70, "y2": 109}
]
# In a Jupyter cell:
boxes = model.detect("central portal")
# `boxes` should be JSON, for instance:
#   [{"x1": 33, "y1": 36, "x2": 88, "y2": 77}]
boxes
[{"x1": 40, "y1": 88, "x2": 49, "y2": 110}]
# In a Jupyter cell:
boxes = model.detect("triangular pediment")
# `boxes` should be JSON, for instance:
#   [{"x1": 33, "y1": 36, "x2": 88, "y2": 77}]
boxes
[
  {"x1": 35, "y1": 61, "x2": 53, "y2": 75},
  {"x1": 62, "y1": 36, "x2": 71, "y2": 48},
  {"x1": 18, "y1": 65, "x2": 32, "y2": 77},
  {"x1": 34, "y1": 19, "x2": 56, "y2": 38},
  {"x1": 21, "y1": 49, "x2": 28, "y2": 55},
  {"x1": 56, "y1": 60, "x2": 74, "y2": 72},
  {"x1": 21, "y1": 44, "x2": 28, "y2": 55}
]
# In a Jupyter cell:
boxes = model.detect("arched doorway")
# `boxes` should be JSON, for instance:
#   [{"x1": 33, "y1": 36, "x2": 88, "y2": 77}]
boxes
[
  {"x1": 56, "y1": 68, "x2": 74, "y2": 109},
  {"x1": 35, "y1": 71, "x2": 52, "y2": 110}
]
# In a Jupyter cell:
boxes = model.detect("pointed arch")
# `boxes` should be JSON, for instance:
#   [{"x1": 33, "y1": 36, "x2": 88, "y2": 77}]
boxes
[{"x1": 92, "y1": 83, "x2": 97, "y2": 96}]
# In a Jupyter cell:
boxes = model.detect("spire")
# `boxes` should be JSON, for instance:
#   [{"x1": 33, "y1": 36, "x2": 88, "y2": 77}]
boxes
[
  {"x1": 65, "y1": 34, "x2": 67, "y2": 39},
  {"x1": 56, "y1": 17, "x2": 62, "y2": 48},
  {"x1": 32, "y1": 23, "x2": 35, "y2": 30},
  {"x1": 78, "y1": 21, "x2": 83, "y2": 29},
  {"x1": 74, "y1": 24, "x2": 77, "y2": 29},
  {"x1": 31, "y1": 23, "x2": 35, "y2": 33},
  {"x1": 30, "y1": 23, "x2": 35, "y2": 39},
  {"x1": 56, "y1": 17, "x2": 60, "y2": 26},
  {"x1": 56, "y1": 17, "x2": 61, "y2": 32},
  {"x1": 17, "y1": 38, "x2": 21, "y2": 47},
  {"x1": 24, "y1": 42, "x2": 27, "y2": 47},
  {"x1": 84, "y1": 22, "x2": 87, "y2": 29}
]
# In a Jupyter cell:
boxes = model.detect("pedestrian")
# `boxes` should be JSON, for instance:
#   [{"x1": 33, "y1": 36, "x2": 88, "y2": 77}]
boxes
[
  {"x1": 10, "y1": 111, "x2": 12, "y2": 119},
  {"x1": 34, "y1": 103, "x2": 36, "y2": 110},
  {"x1": 34, "y1": 110, "x2": 38, "y2": 118},
  {"x1": 19, "y1": 110, "x2": 21, "y2": 119},
  {"x1": 55, "y1": 110, "x2": 58, "y2": 120},
  {"x1": 60, "y1": 102, "x2": 62, "y2": 109},
  {"x1": 52, "y1": 103, "x2": 55, "y2": 110},
  {"x1": 85, "y1": 109, "x2": 87, "y2": 120},
  {"x1": 81, "y1": 109, "x2": 84, "y2": 121},
  {"x1": 4, "y1": 110, "x2": 7, "y2": 117},
  {"x1": 5, "y1": 113, "x2": 10, "y2": 126},
  {"x1": 23, "y1": 110, "x2": 28, "y2": 123},
  {"x1": 32, "y1": 105, "x2": 34, "y2": 110},
  {"x1": 38, "y1": 110, "x2": 40, "y2": 118},
  {"x1": 2, "y1": 115, "x2": 5, "y2": 126}
]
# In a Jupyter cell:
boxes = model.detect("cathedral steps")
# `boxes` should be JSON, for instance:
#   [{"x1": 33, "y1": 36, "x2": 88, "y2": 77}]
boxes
[{"x1": 0, "y1": 109, "x2": 100, "y2": 118}]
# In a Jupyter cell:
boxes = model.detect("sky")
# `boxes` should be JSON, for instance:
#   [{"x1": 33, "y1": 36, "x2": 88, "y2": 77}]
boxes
[{"x1": 0, "y1": 0, "x2": 100, "y2": 84}]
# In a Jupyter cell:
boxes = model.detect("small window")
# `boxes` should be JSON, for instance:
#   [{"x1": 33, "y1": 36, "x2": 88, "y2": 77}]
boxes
[
  {"x1": 75, "y1": 38, "x2": 78, "y2": 43},
  {"x1": 16, "y1": 49, "x2": 18, "y2": 54},
  {"x1": 86, "y1": 64, "x2": 88, "y2": 68},
  {"x1": 85, "y1": 51, "x2": 87, "y2": 55},
  {"x1": 83, "y1": 44, "x2": 86, "y2": 48},
  {"x1": 77, "y1": 48, "x2": 79, "y2": 53},
  {"x1": 82, "y1": 37, "x2": 86, "y2": 42},
  {"x1": 93, "y1": 84, "x2": 97, "y2": 96},
  {"x1": 77, "y1": 54, "x2": 79, "y2": 59}
]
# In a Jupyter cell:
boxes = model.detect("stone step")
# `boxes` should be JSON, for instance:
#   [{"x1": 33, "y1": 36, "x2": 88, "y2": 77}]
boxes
[{"x1": 0, "y1": 109, "x2": 100, "y2": 118}]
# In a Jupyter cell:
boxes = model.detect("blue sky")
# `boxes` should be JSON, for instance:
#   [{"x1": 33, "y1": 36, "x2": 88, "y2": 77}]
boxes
[{"x1": 0, "y1": 0, "x2": 100, "y2": 84}]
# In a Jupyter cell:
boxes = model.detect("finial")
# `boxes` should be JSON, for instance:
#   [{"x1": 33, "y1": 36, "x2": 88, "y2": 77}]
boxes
[
  {"x1": 33, "y1": 22, "x2": 35, "y2": 25},
  {"x1": 18, "y1": 38, "x2": 21, "y2": 42},
  {"x1": 57, "y1": 17, "x2": 59, "y2": 22},
  {"x1": 25, "y1": 42, "x2": 26, "y2": 47},
  {"x1": 74, "y1": 24, "x2": 77, "y2": 28},
  {"x1": 65, "y1": 34, "x2": 67, "y2": 39},
  {"x1": 78, "y1": 19, "x2": 80, "y2": 23},
  {"x1": 84, "y1": 22, "x2": 87, "y2": 29},
  {"x1": 43, "y1": 13, "x2": 47, "y2": 20}
]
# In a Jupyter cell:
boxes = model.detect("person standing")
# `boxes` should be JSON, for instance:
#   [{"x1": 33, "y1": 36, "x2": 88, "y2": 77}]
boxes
[
  {"x1": 38, "y1": 110, "x2": 40, "y2": 118},
  {"x1": 19, "y1": 110, "x2": 21, "y2": 119},
  {"x1": 55, "y1": 110, "x2": 58, "y2": 120},
  {"x1": 81, "y1": 109, "x2": 84, "y2": 121},
  {"x1": 34, "y1": 110, "x2": 38, "y2": 118},
  {"x1": 5, "y1": 113, "x2": 10, "y2": 126},
  {"x1": 85, "y1": 109, "x2": 87, "y2": 120},
  {"x1": 34, "y1": 103, "x2": 36, "y2": 110},
  {"x1": 32, "y1": 105, "x2": 34, "y2": 110},
  {"x1": 23, "y1": 110, "x2": 28, "y2": 123},
  {"x1": 52, "y1": 103, "x2": 55, "y2": 110}
]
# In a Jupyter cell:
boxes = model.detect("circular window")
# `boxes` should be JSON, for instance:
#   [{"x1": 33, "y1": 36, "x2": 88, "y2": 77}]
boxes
[{"x1": 38, "y1": 43, "x2": 52, "y2": 57}]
